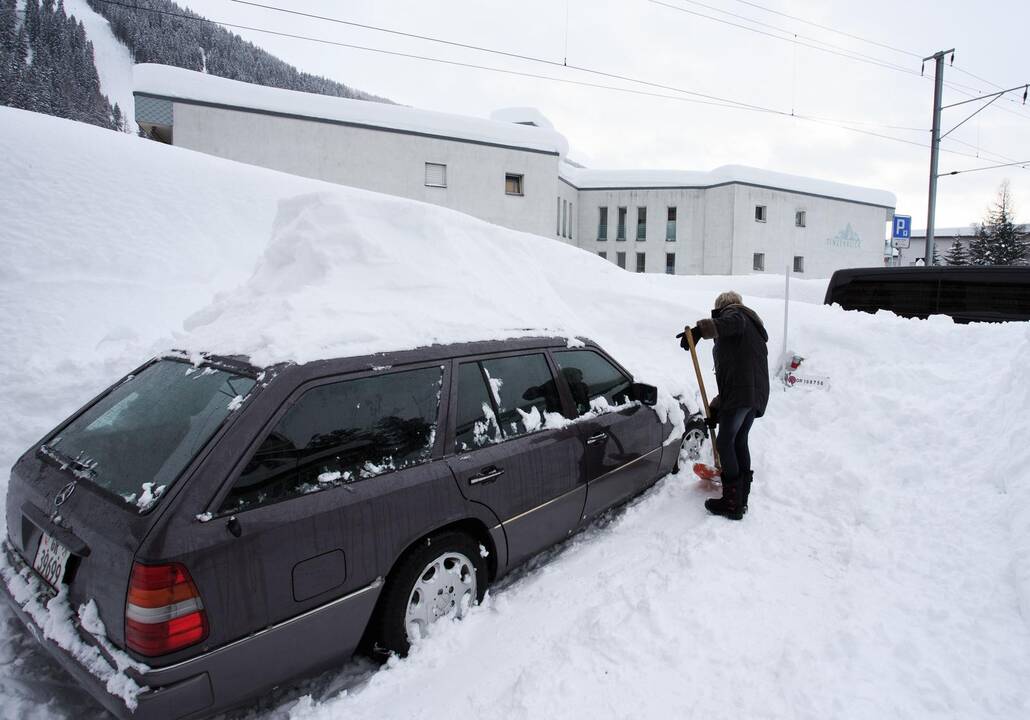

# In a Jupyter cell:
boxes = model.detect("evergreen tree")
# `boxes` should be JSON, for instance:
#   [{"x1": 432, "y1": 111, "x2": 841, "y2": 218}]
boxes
[
  {"x1": 968, "y1": 182, "x2": 1030, "y2": 265},
  {"x1": 943, "y1": 239, "x2": 969, "y2": 266}
]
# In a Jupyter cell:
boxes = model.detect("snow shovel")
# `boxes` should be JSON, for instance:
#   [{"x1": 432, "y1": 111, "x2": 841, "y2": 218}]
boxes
[{"x1": 684, "y1": 327, "x2": 721, "y2": 481}]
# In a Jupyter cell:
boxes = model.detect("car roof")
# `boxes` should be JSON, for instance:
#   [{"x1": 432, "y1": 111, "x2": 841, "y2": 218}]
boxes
[{"x1": 263, "y1": 335, "x2": 600, "y2": 381}]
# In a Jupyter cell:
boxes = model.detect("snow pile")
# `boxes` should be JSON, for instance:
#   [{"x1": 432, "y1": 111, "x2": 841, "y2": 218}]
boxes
[
  {"x1": 178, "y1": 191, "x2": 587, "y2": 366},
  {"x1": 0, "y1": 564, "x2": 145, "y2": 710},
  {"x1": 1, "y1": 108, "x2": 1028, "y2": 719}
]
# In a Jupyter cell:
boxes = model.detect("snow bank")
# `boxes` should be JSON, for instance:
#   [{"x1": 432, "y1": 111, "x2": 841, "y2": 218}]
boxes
[
  {"x1": 1, "y1": 108, "x2": 1029, "y2": 720},
  {"x1": 133, "y1": 64, "x2": 568, "y2": 155}
]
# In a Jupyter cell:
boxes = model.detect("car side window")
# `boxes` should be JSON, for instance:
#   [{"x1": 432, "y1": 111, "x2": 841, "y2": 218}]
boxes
[
  {"x1": 454, "y1": 354, "x2": 560, "y2": 452},
  {"x1": 222, "y1": 366, "x2": 443, "y2": 512},
  {"x1": 454, "y1": 362, "x2": 502, "y2": 453},
  {"x1": 479, "y1": 354, "x2": 560, "y2": 438},
  {"x1": 553, "y1": 350, "x2": 632, "y2": 416}
]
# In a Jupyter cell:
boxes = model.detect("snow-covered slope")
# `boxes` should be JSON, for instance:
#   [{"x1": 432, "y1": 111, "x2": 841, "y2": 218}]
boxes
[
  {"x1": 1, "y1": 106, "x2": 1029, "y2": 719},
  {"x1": 64, "y1": 0, "x2": 136, "y2": 123}
]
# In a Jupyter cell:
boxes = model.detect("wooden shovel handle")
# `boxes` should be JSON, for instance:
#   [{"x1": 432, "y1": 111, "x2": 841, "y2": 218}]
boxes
[{"x1": 685, "y1": 327, "x2": 721, "y2": 469}]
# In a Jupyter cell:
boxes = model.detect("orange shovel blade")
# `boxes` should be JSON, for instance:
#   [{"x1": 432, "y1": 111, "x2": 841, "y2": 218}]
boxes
[{"x1": 692, "y1": 462, "x2": 722, "y2": 481}]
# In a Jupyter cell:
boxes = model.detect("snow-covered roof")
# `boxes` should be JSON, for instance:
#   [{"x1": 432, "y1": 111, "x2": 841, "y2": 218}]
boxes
[
  {"x1": 133, "y1": 64, "x2": 569, "y2": 156},
  {"x1": 560, "y1": 164, "x2": 896, "y2": 208}
]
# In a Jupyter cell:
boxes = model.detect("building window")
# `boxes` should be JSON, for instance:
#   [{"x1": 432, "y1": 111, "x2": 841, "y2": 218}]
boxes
[
  {"x1": 598, "y1": 207, "x2": 608, "y2": 241},
  {"x1": 556, "y1": 198, "x2": 561, "y2": 235},
  {"x1": 636, "y1": 207, "x2": 647, "y2": 241},
  {"x1": 795, "y1": 210, "x2": 806, "y2": 227},
  {"x1": 561, "y1": 199, "x2": 567, "y2": 237},
  {"x1": 666, "y1": 206, "x2": 677, "y2": 241},
  {"x1": 425, "y1": 162, "x2": 447, "y2": 188},
  {"x1": 617, "y1": 251, "x2": 626, "y2": 269},
  {"x1": 636, "y1": 252, "x2": 646, "y2": 273},
  {"x1": 665, "y1": 253, "x2": 675, "y2": 275},
  {"x1": 569, "y1": 202, "x2": 573, "y2": 239},
  {"x1": 598, "y1": 251, "x2": 607, "y2": 260},
  {"x1": 753, "y1": 253, "x2": 765, "y2": 271},
  {"x1": 755, "y1": 205, "x2": 767, "y2": 222},
  {"x1": 616, "y1": 207, "x2": 627, "y2": 241},
  {"x1": 505, "y1": 173, "x2": 524, "y2": 196},
  {"x1": 793, "y1": 255, "x2": 805, "y2": 273}
]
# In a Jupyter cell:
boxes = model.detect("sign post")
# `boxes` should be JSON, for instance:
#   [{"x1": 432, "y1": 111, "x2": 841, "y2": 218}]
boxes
[{"x1": 892, "y1": 215, "x2": 912, "y2": 266}]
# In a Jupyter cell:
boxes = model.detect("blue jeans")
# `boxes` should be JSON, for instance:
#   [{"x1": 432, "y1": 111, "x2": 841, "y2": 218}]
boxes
[{"x1": 716, "y1": 407, "x2": 755, "y2": 483}]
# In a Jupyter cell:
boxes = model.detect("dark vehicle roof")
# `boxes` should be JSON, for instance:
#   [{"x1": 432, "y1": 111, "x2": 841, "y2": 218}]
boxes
[
  {"x1": 824, "y1": 266, "x2": 1030, "y2": 322},
  {"x1": 825, "y1": 265, "x2": 1030, "y2": 303}
]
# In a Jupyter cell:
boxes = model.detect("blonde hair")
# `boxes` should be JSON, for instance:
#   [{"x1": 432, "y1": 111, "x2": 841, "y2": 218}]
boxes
[{"x1": 714, "y1": 291, "x2": 742, "y2": 309}]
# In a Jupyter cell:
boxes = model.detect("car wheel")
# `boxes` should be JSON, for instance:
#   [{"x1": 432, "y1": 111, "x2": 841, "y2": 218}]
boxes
[
  {"x1": 373, "y1": 531, "x2": 487, "y2": 656},
  {"x1": 673, "y1": 422, "x2": 707, "y2": 473}
]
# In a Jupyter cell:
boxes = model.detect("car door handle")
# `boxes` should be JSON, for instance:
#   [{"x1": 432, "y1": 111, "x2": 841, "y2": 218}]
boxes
[
  {"x1": 469, "y1": 466, "x2": 505, "y2": 485},
  {"x1": 587, "y1": 432, "x2": 608, "y2": 445}
]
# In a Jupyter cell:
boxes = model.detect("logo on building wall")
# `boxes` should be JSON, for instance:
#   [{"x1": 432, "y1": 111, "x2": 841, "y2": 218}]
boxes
[{"x1": 826, "y1": 223, "x2": 862, "y2": 249}]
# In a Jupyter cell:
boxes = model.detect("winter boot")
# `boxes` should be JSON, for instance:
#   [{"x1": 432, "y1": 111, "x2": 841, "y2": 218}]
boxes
[
  {"x1": 740, "y1": 471, "x2": 753, "y2": 514},
  {"x1": 704, "y1": 480, "x2": 743, "y2": 521}
]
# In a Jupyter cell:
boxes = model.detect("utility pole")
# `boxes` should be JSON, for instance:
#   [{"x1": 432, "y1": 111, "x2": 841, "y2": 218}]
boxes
[{"x1": 922, "y1": 49, "x2": 954, "y2": 266}]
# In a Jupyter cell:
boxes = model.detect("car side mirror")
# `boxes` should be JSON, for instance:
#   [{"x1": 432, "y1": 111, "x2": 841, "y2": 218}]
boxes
[{"x1": 629, "y1": 382, "x2": 658, "y2": 407}]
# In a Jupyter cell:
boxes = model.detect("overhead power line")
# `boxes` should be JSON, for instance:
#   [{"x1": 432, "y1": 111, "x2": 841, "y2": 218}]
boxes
[
  {"x1": 940, "y1": 159, "x2": 1030, "y2": 177},
  {"x1": 653, "y1": 0, "x2": 1030, "y2": 125},
  {"x1": 93, "y1": 0, "x2": 1016, "y2": 165},
  {"x1": 650, "y1": 0, "x2": 923, "y2": 79},
  {"x1": 724, "y1": 0, "x2": 921, "y2": 59}
]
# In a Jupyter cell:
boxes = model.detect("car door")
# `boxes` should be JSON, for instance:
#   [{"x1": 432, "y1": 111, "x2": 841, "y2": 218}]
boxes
[
  {"x1": 202, "y1": 362, "x2": 462, "y2": 634},
  {"x1": 551, "y1": 348, "x2": 663, "y2": 520},
  {"x1": 446, "y1": 352, "x2": 586, "y2": 569}
]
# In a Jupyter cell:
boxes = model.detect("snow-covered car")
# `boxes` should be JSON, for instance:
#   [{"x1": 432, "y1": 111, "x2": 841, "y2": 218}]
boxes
[{"x1": 1, "y1": 337, "x2": 705, "y2": 719}]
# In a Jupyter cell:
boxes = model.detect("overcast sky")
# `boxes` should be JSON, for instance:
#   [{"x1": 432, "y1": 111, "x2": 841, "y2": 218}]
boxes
[{"x1": 189, "y1": 0, "x2": 1029, "y2": 230}]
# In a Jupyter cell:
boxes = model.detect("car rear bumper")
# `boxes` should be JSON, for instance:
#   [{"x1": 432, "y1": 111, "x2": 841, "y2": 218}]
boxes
[{"x1": 1, "y1": 541, "x2": 382, "y2": 719}]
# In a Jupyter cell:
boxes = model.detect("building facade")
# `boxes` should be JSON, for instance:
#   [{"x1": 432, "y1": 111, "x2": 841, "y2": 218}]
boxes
[{"x1": 135, "y1": 64, "x2": 895, "y2": 278}]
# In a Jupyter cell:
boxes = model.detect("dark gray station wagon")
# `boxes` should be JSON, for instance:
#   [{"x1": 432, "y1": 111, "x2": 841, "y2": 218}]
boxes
[{"x1": 2, "y1": 337, "x2": 704, "y2": 719}]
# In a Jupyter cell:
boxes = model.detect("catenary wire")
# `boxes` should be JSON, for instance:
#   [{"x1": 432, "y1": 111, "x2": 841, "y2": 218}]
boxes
[{"x1": 91, "y1": 0, "x2": 1020, "y2": 166}]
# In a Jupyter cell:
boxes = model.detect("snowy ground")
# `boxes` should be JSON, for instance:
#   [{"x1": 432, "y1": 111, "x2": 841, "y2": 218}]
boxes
[{"x1": 1, "y1": 107, "x2": 1029, "y2": 719}]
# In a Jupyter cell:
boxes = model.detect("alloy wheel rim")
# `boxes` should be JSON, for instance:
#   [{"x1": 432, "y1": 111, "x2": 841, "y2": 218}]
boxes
[{"x1": 404, "y1": 551, "x2": 477, "y2": 644}]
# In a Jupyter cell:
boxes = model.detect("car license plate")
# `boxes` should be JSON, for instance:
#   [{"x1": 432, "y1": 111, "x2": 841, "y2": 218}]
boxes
[{"x1": 32, "y1": 532, "x2": 71, "y2": 589}]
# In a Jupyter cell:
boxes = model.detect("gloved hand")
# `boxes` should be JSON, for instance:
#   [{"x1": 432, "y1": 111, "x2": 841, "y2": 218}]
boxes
[
  {"x1": 675, "y1": 326, "x2": 703, "y2": 350},
  {"x1": 707, "y1": 395, "x2": 721, "y2": 428},
  {"x1": 695, "y1": 318, "x2": 717, "y2": 339}
]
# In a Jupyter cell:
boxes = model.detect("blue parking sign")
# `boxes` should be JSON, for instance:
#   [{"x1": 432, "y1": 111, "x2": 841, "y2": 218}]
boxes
[{"x1": 893, "y1": 215, "x2": 911, "y2": 240}]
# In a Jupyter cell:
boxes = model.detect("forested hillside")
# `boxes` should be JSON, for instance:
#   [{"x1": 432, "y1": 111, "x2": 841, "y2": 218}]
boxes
[
  {"x1": 0, "y1": 0, "x2": 388, "y2": 133},
  {"x1": 1, "y1": 0, "x2": 125, "y2": 130},
  {"x1": 86, "y1": 0, "x2": 388, "y2": 103}
]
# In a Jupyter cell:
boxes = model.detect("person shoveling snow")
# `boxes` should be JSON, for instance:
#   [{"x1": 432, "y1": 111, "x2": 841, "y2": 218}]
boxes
[{"x1": 681, "y1": 291, "x2": 769, "y2": 520}]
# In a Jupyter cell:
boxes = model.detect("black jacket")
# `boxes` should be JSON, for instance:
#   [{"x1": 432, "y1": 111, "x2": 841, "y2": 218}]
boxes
[{"x1": 711, "y1": 304, "x2": 770, "y2": 418}]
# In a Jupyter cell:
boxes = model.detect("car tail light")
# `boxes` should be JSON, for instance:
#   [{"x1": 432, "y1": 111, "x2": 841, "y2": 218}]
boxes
[{"x1": 125, "y1": 562, "x2": 208, "y2": 656}]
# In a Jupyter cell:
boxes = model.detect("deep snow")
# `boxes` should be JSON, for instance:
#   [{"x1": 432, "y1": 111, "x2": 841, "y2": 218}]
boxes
[{"x1": 1, "y1": 106, "x2": 1029, "y2": 719}]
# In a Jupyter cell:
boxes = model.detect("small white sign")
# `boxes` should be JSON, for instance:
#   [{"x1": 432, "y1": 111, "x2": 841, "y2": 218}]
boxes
[{"x1": 783, "y1": 371, "x2": 831, "y2": 390}]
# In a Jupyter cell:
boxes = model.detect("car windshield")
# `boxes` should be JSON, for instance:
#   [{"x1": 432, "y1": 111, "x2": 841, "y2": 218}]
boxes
[{"x1": 42, "y1": 360, "x2": 255, "y2": 511}]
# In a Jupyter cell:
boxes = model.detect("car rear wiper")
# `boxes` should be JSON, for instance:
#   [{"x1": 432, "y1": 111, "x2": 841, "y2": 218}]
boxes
[{"x1": 38, "y1": 444, "x2": 98, "y2": 480}]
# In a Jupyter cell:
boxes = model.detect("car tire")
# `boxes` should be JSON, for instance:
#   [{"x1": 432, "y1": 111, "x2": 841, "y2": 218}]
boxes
[
  {"x1": 673, "y1": 420, "x2": 708, "y2": 474},
  {"x1": 372, "y1": 530, "x2": 488, "y2": 657}
]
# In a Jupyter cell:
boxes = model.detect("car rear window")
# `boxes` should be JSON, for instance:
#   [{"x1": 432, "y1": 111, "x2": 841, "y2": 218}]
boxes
[{"x1": 42, "y1": 360, "x2": 255, "y2": 511}]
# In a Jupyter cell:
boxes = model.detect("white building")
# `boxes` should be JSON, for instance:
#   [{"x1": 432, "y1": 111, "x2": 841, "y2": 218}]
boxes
[{"x1": 134, "y1": 64, "x2": 895, "y2": 278}]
